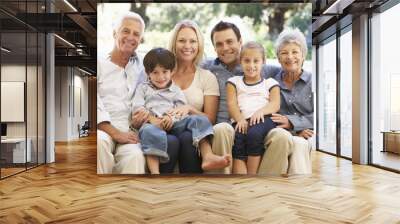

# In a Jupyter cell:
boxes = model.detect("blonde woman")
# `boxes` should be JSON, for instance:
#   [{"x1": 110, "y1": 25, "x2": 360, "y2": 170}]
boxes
[{"x1": 167, "y1": 20, "x2": 233, "y2": 173}]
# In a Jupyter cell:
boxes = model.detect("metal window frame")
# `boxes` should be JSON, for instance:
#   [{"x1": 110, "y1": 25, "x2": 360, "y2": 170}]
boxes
[
  {"x1": 0, "y1": 0, "x2": 47, "y2": 180},
  {"x1": 315, "y1": 18, "x2": 353, "y2": 162},
  {"x1": 315, "y1": 0, "x2": 400, "y2": 172},
  {"x1": 368, "y1": 0, "x2": 400, "y2": 172}
]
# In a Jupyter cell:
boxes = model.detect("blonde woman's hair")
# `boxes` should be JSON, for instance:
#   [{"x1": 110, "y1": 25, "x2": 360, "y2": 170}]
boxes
[{"x1": 168, "y1": 20, "x2": 204, "y2": 66}]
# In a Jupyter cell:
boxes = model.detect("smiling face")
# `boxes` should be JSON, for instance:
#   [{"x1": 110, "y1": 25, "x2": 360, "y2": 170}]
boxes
[
  {"x1": 148, "y1": 65, "x2": 172, "y2": 89},
  {"x1": 212, "y1": 28, "x2": 242, "y2": 67},
  {"x1": 113, "y1": 18, "x2": 143, "y2": 55},
  {"x1": 277, "y1": 42, "x2": 304, "y2": 74},
  {"x1": 175, "y1": 27, "x2": 199, "y2": 63},
  {"x1": 240, "y1": 48, "x2": 264, "y2": 81}
]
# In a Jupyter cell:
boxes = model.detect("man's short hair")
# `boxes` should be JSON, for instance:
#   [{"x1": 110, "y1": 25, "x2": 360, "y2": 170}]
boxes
[
  {"x1": 210, "y1": 21, "x2": 241, "y2": 45},
  {"x1": 112, "y1": 11, "x2": 145, "y2": 34},
  {"x1": 143, "y1": 48, "x2": 176, "y2": 74}
]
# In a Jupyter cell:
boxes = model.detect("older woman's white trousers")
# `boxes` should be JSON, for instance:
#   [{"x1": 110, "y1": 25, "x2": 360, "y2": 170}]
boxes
[
  {"x1": 208, "y1": 124, "x2": 312, "y2": 175},
  {"x1": 258, "y1": 128, "x2": 312, "y2": 175}
]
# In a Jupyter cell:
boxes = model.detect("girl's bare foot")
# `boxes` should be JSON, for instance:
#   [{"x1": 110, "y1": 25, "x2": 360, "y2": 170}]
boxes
[{"x1": 201, "y1": 154, "x2": 231, "y2": 171}]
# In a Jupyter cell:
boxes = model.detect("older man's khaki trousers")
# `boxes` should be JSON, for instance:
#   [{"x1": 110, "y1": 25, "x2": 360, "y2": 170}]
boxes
[
  {"x1": 203, "y1": 122, "x2": 235, "y2": 174},
  {"x1": 97, "y1": 130, "x2": 145, "y2": 174}
]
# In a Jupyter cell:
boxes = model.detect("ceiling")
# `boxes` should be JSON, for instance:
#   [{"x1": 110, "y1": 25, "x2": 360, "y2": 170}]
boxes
[
  {"x1": 4, "y1": 0, "x2": 391, "y2": 73},
  {"x1": 312, "y1": 0, "x2": 390, "y2": 44},
  {"x1": 0, "y1": 0, "x2": 96, "y2": 75}
]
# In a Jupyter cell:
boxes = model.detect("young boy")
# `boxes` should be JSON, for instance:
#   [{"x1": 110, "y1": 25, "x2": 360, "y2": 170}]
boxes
[{"x1": 132, "y1": 48, "x2": 230, "y2": 174}]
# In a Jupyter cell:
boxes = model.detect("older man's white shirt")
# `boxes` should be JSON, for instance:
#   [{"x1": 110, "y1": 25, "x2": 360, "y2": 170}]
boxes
[
  {"x1": 97, "y1": 55, "x2": 146, "y2": 174},
  {"x1": 97, "y1": 55, "x2": 145, "y2": 131}
]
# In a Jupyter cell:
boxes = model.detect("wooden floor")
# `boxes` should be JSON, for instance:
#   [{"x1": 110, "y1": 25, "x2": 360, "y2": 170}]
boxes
[
  {"x1": 1, "y1": 135, "x2": 400, "y2": 223},
  {"x1": 0, "y1": 167, "x2": 26, "y2": 177},
  {"x1": 372, "y1": 150, "x2": 400, "y2": 171}
]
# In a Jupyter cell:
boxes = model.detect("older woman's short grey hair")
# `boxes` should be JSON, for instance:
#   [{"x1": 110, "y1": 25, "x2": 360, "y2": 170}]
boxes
[
  {"x1": 112, "y1": 11, "x2": 145, "y2": 34},
  {"x1": 275, "y1": 28, "x2": 307, "y2": 58}
]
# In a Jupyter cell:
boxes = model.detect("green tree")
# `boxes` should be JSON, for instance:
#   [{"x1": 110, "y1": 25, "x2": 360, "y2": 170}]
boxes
[
  {"x1": 130, "y1": 3, "x2": 311, "y2": 59},
  {"x1": 226, "y1": 3, "x2": 311, "y2": 40},
  {"x1": 225, "y1": 3, "x2": 311, "y2": 59},
  {"x1": 146, "y1": 3, "x2": 222, "y2": 33},
  {"x1": 130, "y1": 3, "x2": 149, "y2": 26},
  {"x1": 226, "y1": 3, "x2": 263, "y2": 25}
]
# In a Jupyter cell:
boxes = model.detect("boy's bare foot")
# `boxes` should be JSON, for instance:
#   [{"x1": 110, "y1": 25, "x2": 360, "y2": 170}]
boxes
[{"x1": 201, "y1": 154, "x2": 231, "y2": 171}]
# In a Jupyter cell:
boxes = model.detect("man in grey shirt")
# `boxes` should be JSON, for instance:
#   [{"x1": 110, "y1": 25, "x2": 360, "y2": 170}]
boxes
[{"x1": 200, "y1": 21, "x2": 313, "y2": 175}]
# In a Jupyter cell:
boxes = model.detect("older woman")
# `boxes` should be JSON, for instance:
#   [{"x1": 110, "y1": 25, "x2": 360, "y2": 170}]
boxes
[
  {"x1": 167, "y1": 20, "x2": 233, "y2": 173},
  {"x1": 258, "y1": 28, "x2": 314, "y2": 175}
]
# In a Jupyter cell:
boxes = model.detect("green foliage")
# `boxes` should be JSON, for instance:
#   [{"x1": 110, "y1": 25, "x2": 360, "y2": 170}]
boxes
[
  {"x1": 135, "y1": 3, "x2": 311, "y2": 60},
  {"x1": 285, "y1": 3, "x2": 312, "y2": 60},
  {"x1": 226, "y1": 3, "x2": 263, "y2": 25},
  {"x1": 286, "y1": 3, "x2": 312, "y2": 38},
  {"x1": 146, "y1": 3, "x2": 222, "y2": 34},
  {"x1": 255, "y1": 38, "x2": 276, "y2": 59}
]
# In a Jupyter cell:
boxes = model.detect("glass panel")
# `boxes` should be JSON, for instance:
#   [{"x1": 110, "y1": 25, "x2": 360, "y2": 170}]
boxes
[
  {"x1": 26, "y1": 0, "x2": 39, "y2": 169},
  {"x1": 0, "y1": 1, "x2": 46, "y2": 178},
  {"x1": 27, "y1": 31, "x2": 38, "y2": 169},
  {"x1": 1, "y1": 31, "x2": 27, "y2": 177},
  {"x1": 38, "y1": 32, "x2": 45, "y2": 165},
  {"x1": 339, "y1": 29, "x2": 352, "y2": 158},
  {"x1": 0, "y1": 0, "x2": 28, "y2": 177},
  {"x1": 318, "y1": 37, "x2": 337, "y2": 154},
  {"x1": 371, "y1": 4, "x2": 400, "y2": 171}
]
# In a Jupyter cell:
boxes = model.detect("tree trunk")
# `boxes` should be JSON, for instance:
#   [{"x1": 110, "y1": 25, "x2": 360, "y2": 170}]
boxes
[
  {"x1": 268, "y1": 7, "x2": 286, "y2": 40},
  {"x1": 130, "y1": 3, "x2": 149, "y2": 26}
]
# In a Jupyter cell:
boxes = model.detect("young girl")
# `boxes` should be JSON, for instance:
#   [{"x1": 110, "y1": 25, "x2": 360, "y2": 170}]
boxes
[{"x1": 226, "y1": 41, "x2": 281, "y2": 174}]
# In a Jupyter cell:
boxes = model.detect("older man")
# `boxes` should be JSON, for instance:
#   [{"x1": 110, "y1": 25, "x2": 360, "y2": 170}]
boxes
[
  {"x1": 97, "y1": 12, "x2": 179, "y2": 174},
  {"x1": 201, "y1": 21, "x2": 312, "y2": 175}
]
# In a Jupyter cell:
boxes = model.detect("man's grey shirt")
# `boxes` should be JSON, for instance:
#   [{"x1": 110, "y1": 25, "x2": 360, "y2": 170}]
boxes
[
  {"x1": 201, "y1": 58, "x2": 281, "y2": 124},
  {"x1": 270, "y1": 70, "x2": 314, "y2": 132},
  {"x1": 131, "y1": 81, "x2": 187, "y2": 118}
]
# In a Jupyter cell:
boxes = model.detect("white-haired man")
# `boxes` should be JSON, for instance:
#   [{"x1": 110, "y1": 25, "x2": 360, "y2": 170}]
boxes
[
  {"x1": 97, "y1": 12, "x2": 147, "y2": 174},
  {"x1": 97, "y1": 12, "x2": 181, "y2": 174}
]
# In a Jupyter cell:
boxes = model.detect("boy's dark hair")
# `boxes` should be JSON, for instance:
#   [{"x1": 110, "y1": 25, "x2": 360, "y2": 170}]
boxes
[
  {"x1": 210, "y1": 21, "x2": 241, "y2": 45},
  {"x1": 143, "y1": 48, "x2": 175, "y2": 74}
]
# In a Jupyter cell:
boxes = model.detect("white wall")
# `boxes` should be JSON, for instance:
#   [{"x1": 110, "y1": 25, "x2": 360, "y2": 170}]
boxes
[
  {"x1": 72, "y1": 73, "x2": 89, "y2": 138},
  {"x1": 54, "y1": 67, "x2": 89, "y2": 141},
  {"x1": 1, "y1": 65, "x2": 35, "y2": 138},
  {"x1": 1, "y1": 64, "x2": 46, "y2": 164},
  {"x1": 55, "y1": 66, "x2": 69, "y2": 141}
]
